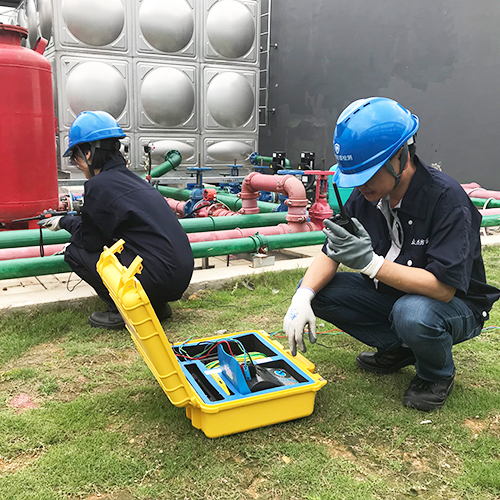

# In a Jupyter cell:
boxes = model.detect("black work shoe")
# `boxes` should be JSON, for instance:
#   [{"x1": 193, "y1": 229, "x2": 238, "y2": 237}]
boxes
[
  {"x1": 356, "y1": 346, "x2": 416, "y2": 374},
  {"x1": 402, "y1": 374, "x2": 455, "y2": 411},
  {"x1": 88, "y1": 310, "x2": 125, "y2": 330},
  {"x1": 156, "y1": 303, "x2": 172, "y2": 321}
]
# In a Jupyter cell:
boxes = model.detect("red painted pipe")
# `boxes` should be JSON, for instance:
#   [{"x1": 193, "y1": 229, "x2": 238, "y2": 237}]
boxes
[
  {"x1": 237, "y1": 172, "x2": 316, "y2": 232},
  {"x1": 0, "y1": 243, "x2": 65, "y2": 260},
  {"x1": 462, "y1": 183, "x2": 500, "y2": 200},
  {"x1": 187, "y1": 224, "x2": 292, "y2": 243},
  {"x1": 167, "y1": 198, "x2": 186, "y2": 216},
  {"x1": 197, "y1": 205, "x2": 239, "y2": 217},
  {"x1": 479, "y1": 208, "x2": 500, "y2": 216}
]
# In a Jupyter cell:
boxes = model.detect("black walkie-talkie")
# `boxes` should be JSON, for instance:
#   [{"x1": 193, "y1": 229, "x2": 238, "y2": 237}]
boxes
[{"x1": 329, "y1": 183, "x2": 356, "y2": 234}]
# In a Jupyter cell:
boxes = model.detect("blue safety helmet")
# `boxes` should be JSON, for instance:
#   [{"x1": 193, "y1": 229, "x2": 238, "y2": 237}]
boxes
[
  {"x1": 332, "y1": 97, "x2": 419, "y2": 188},
  {"x1": 63, "y1": 110, "x2": 125, "y2": 157}
]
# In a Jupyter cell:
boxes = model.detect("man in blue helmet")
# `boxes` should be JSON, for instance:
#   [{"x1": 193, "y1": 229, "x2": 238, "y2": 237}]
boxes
[
  {"x1": 283, "y1": 97, "x2": 500, "y2": 411},
  {"x1": 40, "y1": 111, "x2": 194, "y2": 329}
]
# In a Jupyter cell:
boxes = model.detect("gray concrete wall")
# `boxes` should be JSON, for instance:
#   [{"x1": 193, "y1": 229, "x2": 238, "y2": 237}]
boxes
[{"x1": 259, "y1": 0, "x2": 500, "y2": 189}]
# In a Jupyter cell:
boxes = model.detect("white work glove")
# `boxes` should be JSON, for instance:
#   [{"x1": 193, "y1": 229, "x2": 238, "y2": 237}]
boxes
[
  {"x1": 283, "y1": 287, "x2": 317, "y2": 356},
  {"x1": 38, "y1": 216, "x2": 63, "y2": 231},
  {"x1": 323, "y1": 218, "x2": 385, "y2": 279}
]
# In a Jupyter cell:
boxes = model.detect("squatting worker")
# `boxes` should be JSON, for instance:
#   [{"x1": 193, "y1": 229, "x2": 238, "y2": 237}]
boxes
[
  {"x1": 283, "y1": 97, "x2": 500, "y2": 411},
  {"x1": 40, "y1": 111, "x2": 194, "y2": 329}
]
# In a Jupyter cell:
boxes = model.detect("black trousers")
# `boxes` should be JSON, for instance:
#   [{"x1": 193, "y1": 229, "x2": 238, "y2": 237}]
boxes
[{"x1": 64, "y1": 243, "x2": 171, "y2": 314}]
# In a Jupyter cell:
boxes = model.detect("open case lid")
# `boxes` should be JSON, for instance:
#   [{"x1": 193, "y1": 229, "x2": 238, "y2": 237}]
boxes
[{"x1": 97, "y1": 239, "x2": 193, "y2": 407}]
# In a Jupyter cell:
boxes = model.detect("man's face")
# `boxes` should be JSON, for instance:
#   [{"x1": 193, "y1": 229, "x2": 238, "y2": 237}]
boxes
[{"x1": 357, "y1": 155, "x2": 400, "y2": 201}]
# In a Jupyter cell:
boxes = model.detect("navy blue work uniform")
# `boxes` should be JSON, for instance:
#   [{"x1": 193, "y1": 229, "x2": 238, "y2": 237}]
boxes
[
  {"x1": 60, "y1": 157, "x2": 194, "y2": 312},
  {"x1": 312, "y1": 156, "x2": 500, "y2": 381}
]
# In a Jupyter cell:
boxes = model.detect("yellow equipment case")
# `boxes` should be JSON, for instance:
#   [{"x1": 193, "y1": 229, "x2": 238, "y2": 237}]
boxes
[{"x1": 97, "y1": 240, "x2": 326, "y2": 438}]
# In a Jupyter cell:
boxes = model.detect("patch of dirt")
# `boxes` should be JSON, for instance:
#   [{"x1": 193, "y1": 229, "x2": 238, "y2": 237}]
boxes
[
  {"x1": 0, "y1": 452, "x2": 41, "y2": 474},
  {"x1": 246, "y1": 477, "x2": 267, "y2": 499},
  {"x1": 402, "y1": 452, "x2": 432, "y2": 472},
  {"x1": 464, "y1": 417, "x2": 487, "y2": 436},
  {"x1": 464, "y1": 414, "x2": 500, "y2": 437},
  {"x1": 86, "y1": 490, "x2": 134, "y2": 500},
  {"x1": 187, "y1": 289, "x2": 212, "y2": 301},
  {"x1": 310, "y1": 434, "x2": 353, "y2": 459},
  {"x1": 0, "y1": 341, "x2": 141, "y2": 405}
]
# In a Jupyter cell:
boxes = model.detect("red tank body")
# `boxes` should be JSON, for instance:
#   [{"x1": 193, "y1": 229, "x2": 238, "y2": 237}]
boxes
[{"x1": 0, "y1": 24, "x2": 59, "y2": 224}]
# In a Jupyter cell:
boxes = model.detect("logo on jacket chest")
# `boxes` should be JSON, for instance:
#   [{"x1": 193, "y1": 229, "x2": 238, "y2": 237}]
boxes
[{"x1": 411, "y1": 238, "x2": 429, "y2": 246}]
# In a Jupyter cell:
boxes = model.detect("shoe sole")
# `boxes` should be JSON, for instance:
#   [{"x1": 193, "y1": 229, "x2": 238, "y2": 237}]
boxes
[
  {"x1": 88, "y1": 317, "x2": 125, "y2": 330},
  {"x1": 356, "y1": 355, "x2": 416, "y2": 374},
  {"x1": 402, "y1": 380, "x2": 454, "y2": 411}
]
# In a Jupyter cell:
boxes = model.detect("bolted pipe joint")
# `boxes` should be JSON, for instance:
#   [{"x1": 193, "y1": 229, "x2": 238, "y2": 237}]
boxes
[
  {"x1": 286, "y1": 212, "x2": 309, "y2": 223},
  {"x1": 284, "y1": 197, "x2": 309, "y2": 208}
]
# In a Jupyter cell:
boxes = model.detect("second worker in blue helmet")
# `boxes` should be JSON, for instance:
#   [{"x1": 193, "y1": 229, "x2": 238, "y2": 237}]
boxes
[
  {"x1": 283, "y1": 97, "x2": 500, "y2": 411},
  {"x1": 40, "y1": 111, "x2": 194, "y2": 329}
]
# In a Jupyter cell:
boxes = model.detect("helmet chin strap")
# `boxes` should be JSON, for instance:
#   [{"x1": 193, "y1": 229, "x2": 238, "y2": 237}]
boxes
[
  {"x1": 76, "y1": 142, "x2": 101, "y2": 177},
  {"x1": 384, "y1": 143, "x2": 409, "y2": 189}
]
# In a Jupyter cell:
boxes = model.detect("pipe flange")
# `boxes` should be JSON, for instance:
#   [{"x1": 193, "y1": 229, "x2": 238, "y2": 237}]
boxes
[
  {"x1": 286, "y1": 197, "x2": 309, "y2": 208},
  {"x1": 286, "y1": 214, "x2": 308, "y2": 223},
  {"x1": 237, "y1": 190, "x2": 260, "y2": 200}
]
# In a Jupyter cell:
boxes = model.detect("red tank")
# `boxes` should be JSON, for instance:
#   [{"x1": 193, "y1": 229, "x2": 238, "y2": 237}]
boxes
[{"x1": 0, "y1": 24, "x2": 59, "y2": 225}]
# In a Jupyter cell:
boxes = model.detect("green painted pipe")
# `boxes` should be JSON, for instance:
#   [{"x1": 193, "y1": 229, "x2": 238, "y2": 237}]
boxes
[
  {"x1": 180, "y1": 213, "x2": 287, "y2": 232},
  {"x1": 190, "y1": 231, "x2": 325, "y2": 259},
  {"x1": 481, "y1": 214, "x2": 500, "y2": 227},
  {"x1": 141, "y1": 150, "x2": 182, "y2": 179},
  {"x1": 0, "y1": 229, "x2": 71, "y2": 249},
  {"x1": 156, "y1": 185, "x2": 279, "y2": 213},
  {"x1": 0, "y1": 231, "x2": 326, "y2": 280},
  {"x1": 252, "y1": 154, "x2": 291, "y2": 168},
  {"x1": 0, "y1": 254, "x2": 70, "y2": 280},
  {"x1": 0, "y1": 214, "x2": 289, "y2": 250},
  {"x1": 471, "y1": 197, "x2": 500, "y2": 209},
  {"x1": 156, "y1": 185, "x2": 191, "y2": 201},
  {"x1": 3, "y1": 206, "x2": 498, "y2": 252}
]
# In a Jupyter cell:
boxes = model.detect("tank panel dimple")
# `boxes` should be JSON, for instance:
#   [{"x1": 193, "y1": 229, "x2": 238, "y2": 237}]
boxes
[
  {"x1": 148, "y1": 139, "x2": 196, "y2": 165},
  {"x1": 206, "y1": 0, "x2": 255, "y2": 59},
  {"x1": 134, "y1": 134, "x2": 198, "y2": 176},
  {"x1": 56, "y1": 55, "x2": 131, "y2": 130},
  {"x1": 203, "y1": 0, "x2": 258, "y2": 64},
  {"x1": 202, "y1": 136, "x2": 256, "y2": 176},
  {"x1": 137, "y1": 62, "x2": 197, "y2": 129},
  {"x1": 62, "y1": 0, "x2": 125, "y2": 47},
  {"x1": 66, "y1": 62, "x2": 127, "y2": 119},
  {"x1": 205, "y1": 69, "x2": 256, "y2": 130},
  {"x1": 138, "y1": 0, "x2": 194, "y2": 54},
  {"x1": 206, "y1": 139, "x2": 253, "y2": 162}
]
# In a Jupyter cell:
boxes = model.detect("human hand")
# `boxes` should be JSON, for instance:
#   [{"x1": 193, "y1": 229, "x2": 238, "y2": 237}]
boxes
[
  {"x1": 37, "y1": 216, "x2": 63, "y2": 231},
  {"x1": 323, "y1": 218, "x2": 384, "y2": 278},
  {"x1": 283, "y1": 287, "x2": 317, "y2": 356}
]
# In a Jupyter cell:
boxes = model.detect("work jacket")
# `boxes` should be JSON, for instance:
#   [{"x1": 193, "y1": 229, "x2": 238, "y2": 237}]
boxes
[
  {"x1": 325, "y1": 156, "x2": 500, "y2": 320},
  {"x1": 60, "y1": 157, "x2": 194, "y2": 301}
]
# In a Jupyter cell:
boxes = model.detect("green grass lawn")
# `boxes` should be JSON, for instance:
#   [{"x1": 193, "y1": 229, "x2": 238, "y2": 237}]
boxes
[{"x1": 0, "y1": 247, "x2": 499, "y2": 500}]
